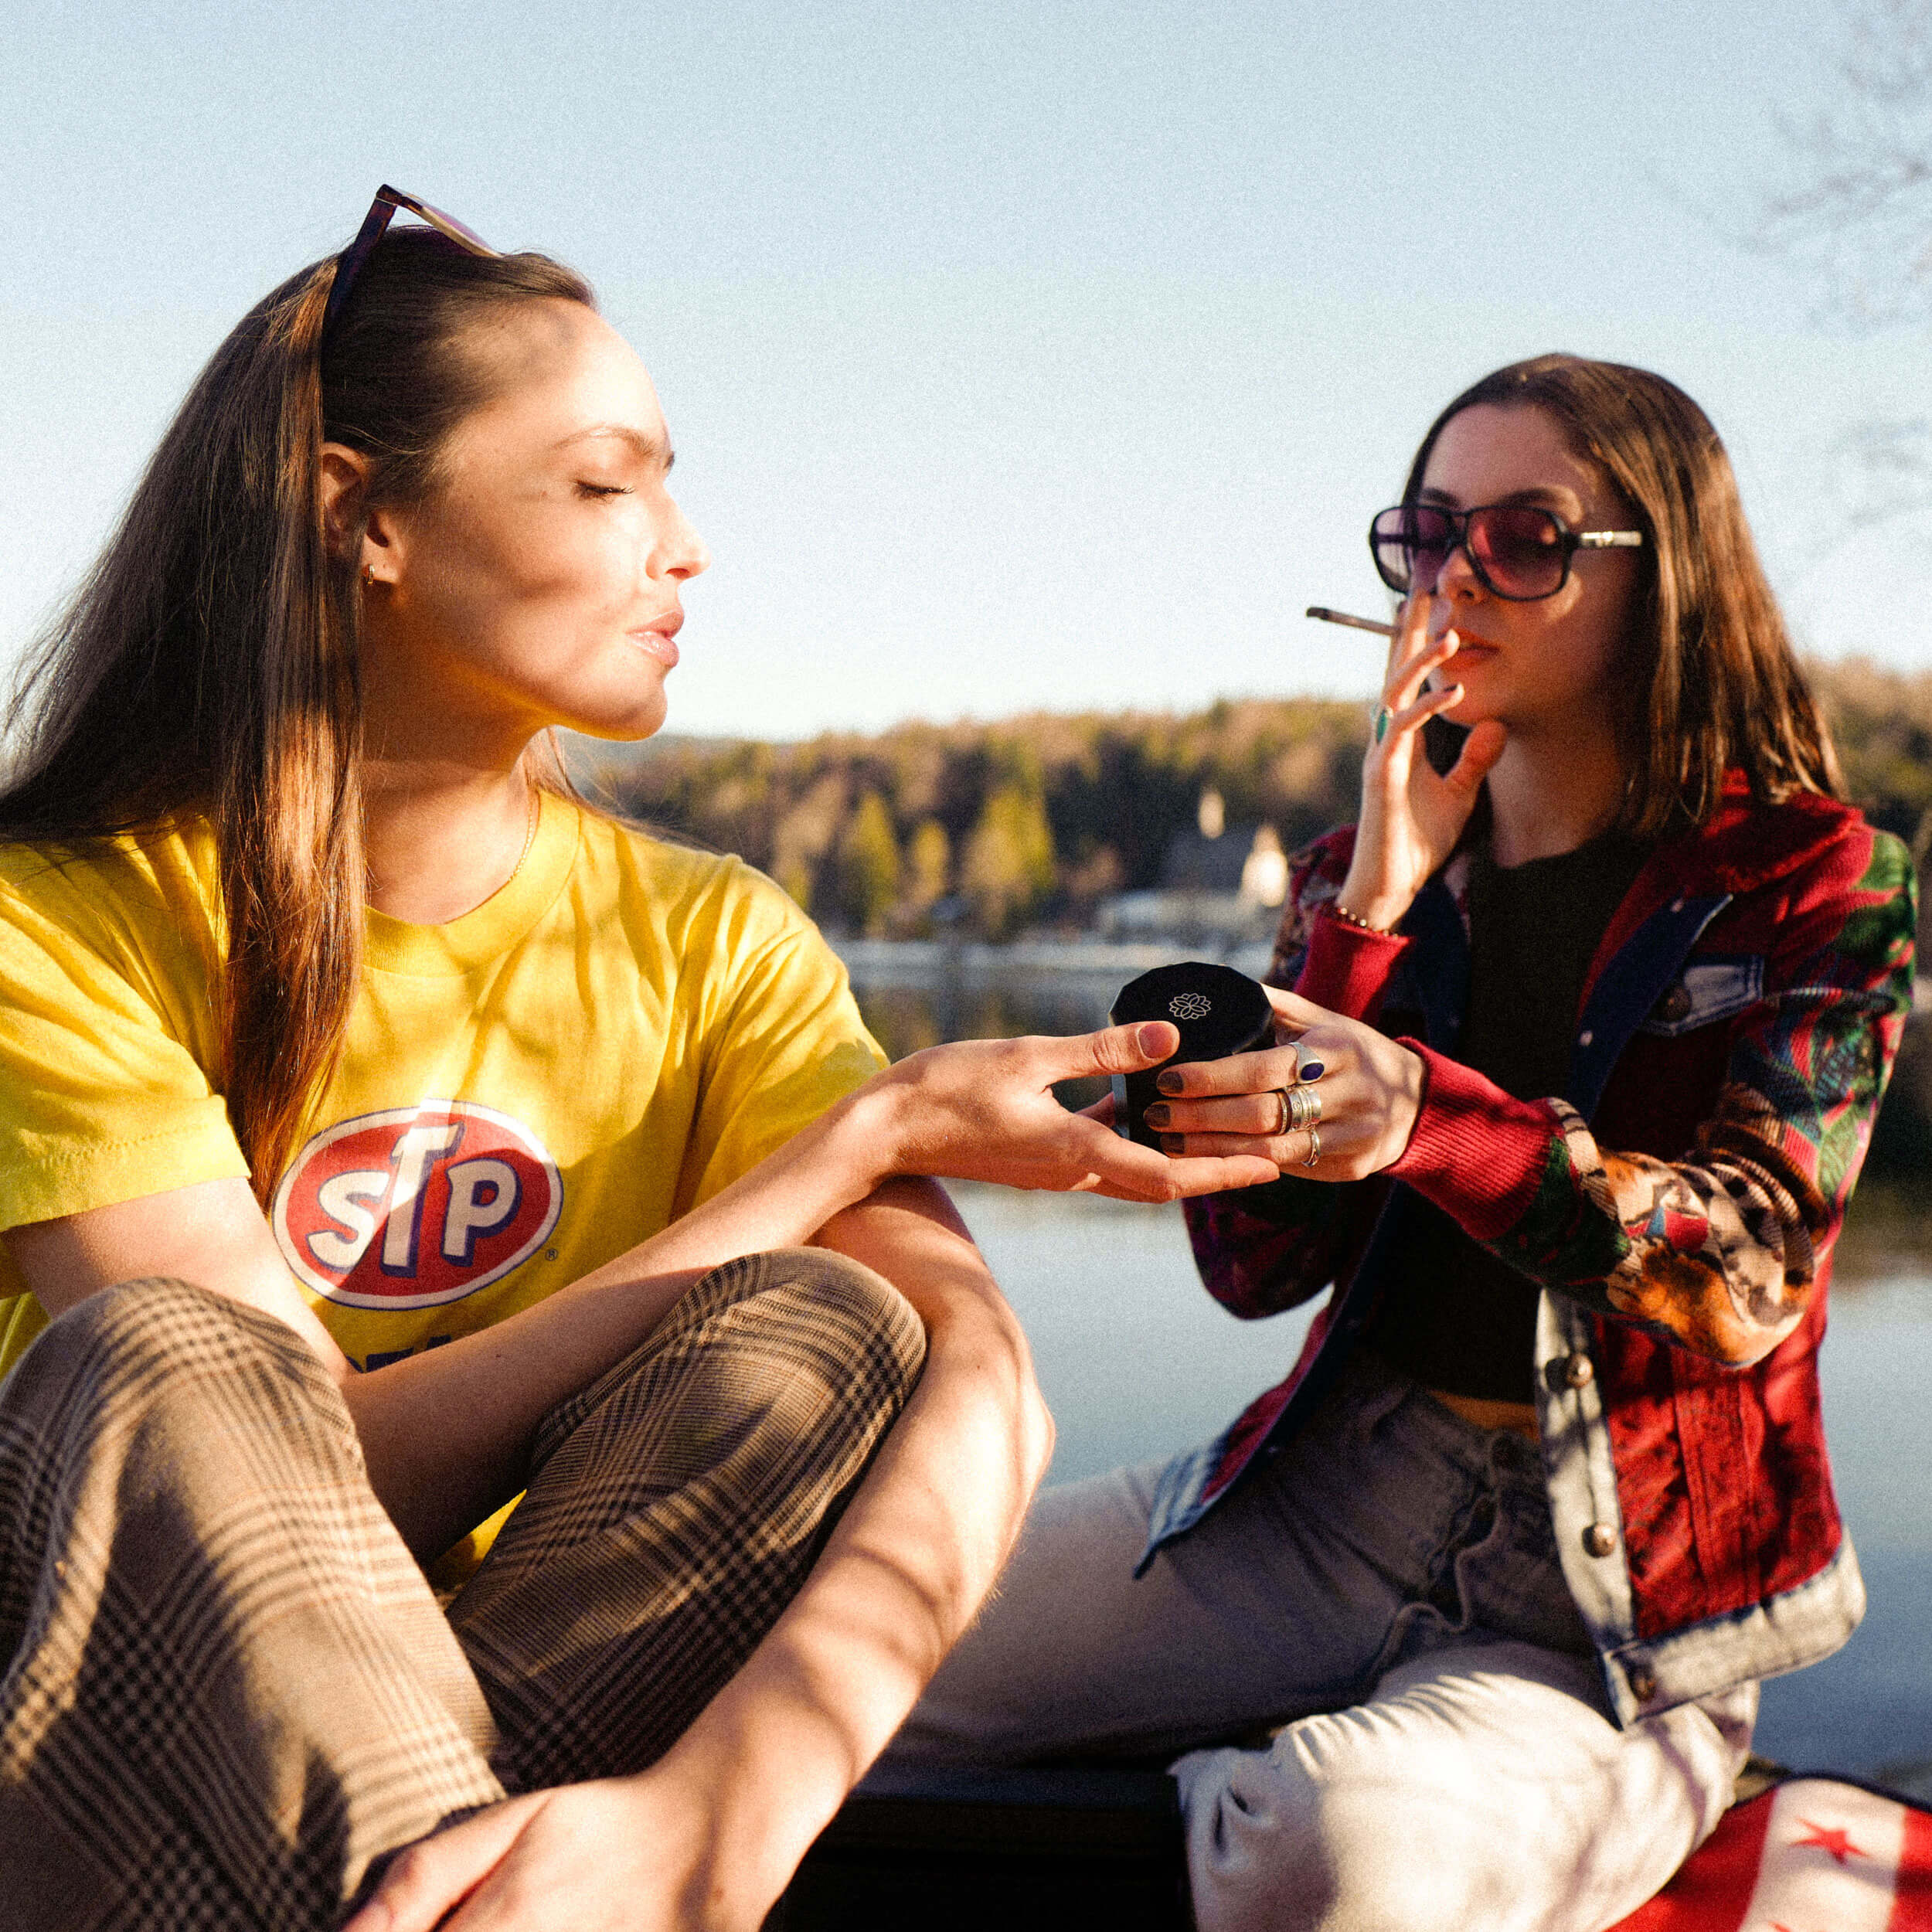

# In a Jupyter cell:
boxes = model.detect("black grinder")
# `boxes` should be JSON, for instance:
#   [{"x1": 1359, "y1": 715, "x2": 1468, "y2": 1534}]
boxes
[{"x1": 1108, "y1": 961, "x2": 1276, "y2": 1148}]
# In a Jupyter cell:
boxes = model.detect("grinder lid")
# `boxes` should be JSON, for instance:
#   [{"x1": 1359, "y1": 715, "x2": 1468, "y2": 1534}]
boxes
[{"x1": 1108, "y1": 961, "x2": 1274, "y2": 1066}]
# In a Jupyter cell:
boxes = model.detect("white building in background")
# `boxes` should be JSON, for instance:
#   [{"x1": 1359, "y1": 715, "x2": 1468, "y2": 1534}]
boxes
[
  {"x1": 1097, "y1": 798, "x2": 1289, "y2": 947},
  {"x1": 1240, "y1": 825, "x2": 1288, "y2": 910}
]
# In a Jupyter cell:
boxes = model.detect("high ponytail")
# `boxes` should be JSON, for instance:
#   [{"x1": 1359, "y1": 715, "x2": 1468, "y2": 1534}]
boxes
[{"x1": 0, "y1": 226, "x2": 595, "y2": 1199}]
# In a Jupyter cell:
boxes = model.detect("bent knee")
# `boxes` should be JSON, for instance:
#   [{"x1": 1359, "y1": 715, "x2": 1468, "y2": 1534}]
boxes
[
  {"x1": 5, "y1": 1275, "x2": 337, "y2": 1446},
  {"x1": 21, "y1": 1275, "x2": 273, "y2": 1384},
  {"x1": 778, "y1": 1247, "x2": 927, "y2": 1391},
  {"x1": 693, "y1": 1247, "x2": 926, "y2": 1393},
  {"x1": 1184, "y1": 1736, "x2": 1538, "y2": 1932}
]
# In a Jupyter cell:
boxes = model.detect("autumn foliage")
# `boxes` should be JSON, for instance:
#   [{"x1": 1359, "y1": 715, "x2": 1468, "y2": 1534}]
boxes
[{"x1": 584, "y1": 660, "x2": 1932, "y2": 945}]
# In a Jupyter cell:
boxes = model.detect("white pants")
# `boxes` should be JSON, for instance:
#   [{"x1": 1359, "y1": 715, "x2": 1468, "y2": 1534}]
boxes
[{"x1": 890, "y1": 1352, "x2": 1755, "y2": 1932}]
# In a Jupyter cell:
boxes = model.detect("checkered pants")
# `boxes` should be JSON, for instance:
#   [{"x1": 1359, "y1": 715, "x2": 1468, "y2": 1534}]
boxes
[{"x1": 0, "y1": 1250, "x2": 923, "y2": 1930}]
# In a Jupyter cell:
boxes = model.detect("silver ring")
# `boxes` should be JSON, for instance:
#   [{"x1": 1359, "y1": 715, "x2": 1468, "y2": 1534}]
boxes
[
  {"x1": 1287, "y1": 1084, "x2": 1321, "y2": 1132},
  {"x1": 1303, "y1": 1125, "x2": 1321, "y2": 1168},
  {"x1": 1270, "y1": 1088, "x2": 1293, "y2": 1135},
  {"x1": 1294, "y1": 1045, "x2": 1326, "y2": 1083}
]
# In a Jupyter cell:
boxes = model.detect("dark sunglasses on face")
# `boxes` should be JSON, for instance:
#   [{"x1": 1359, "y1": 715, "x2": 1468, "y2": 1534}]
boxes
[
  {"x1": 1369, "y1": 501, "x2": 1645, "y2": 602},
  {"x1": 321, "y1": 184, "x2": 500, "y2": 343}
]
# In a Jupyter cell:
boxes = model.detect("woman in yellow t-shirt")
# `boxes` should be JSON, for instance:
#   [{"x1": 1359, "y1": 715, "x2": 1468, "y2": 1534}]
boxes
[{"x1": 0, "y1": 192, "x2": 1274, "y2": 1932}]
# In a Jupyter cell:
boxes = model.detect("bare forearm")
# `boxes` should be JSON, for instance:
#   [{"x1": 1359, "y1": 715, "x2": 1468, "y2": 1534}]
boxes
[
  {"x1": 346, "y1": 1090, "x2": 902, "y2": 1553},
  {"x1": 352, "y1": 1028, "x2": 1176, "y2": 1553},
  {"x1": 19, "y1": 1022, "x2": 1236, "y2": 1565},
  {"x1": 637, "y1": 1183, "x2": 1052, "y2": 1920},
  {"x1": 811, "y1": 1178, "x2": 1054, "y2": 1624}
]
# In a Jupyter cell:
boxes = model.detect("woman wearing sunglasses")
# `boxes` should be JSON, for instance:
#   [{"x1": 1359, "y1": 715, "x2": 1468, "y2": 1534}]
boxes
[
  {"x1": 0, "y1": 196, "x2": 1277, "y2": 1932},
  {"x1": 893, "y1": 355, "x2": 1917, "y2": 1932}
]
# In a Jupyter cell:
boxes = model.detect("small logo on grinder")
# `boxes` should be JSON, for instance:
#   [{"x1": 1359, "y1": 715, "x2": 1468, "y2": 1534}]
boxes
[{"x1": 1168, "y1": 992, "x2": 1213, "y2": 1020}]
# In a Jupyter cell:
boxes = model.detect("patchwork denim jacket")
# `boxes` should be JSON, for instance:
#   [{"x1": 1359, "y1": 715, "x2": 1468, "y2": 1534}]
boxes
[{"x1": 1158, "y1": 779, "x2": 1917, "y2": 1726}]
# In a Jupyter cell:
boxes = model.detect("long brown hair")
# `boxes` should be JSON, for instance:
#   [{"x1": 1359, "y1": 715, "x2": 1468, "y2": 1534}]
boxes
[
  {"x1": 1403, "y1": 353, "x2": 1840, "y2": 838},
  {"x1": 1, "y1": 227, "x2": 595, "y2": 1199}
]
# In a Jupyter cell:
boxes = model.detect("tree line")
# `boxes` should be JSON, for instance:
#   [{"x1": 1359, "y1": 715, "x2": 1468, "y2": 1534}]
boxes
[{"x1": 582, "y1": 658, "x2": 1932, "y2": 946}]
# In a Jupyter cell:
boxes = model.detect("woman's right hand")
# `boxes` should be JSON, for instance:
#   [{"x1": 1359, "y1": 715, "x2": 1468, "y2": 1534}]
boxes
[
  {"x1": 1337, "y1": 592, "x2": 1508, "y2": 932},
  {"x1": 865, "y1": 1026, "x2": 1282, "y2": 1204}
]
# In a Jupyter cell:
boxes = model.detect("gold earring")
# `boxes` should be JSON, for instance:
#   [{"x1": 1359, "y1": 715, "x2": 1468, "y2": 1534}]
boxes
[{"x1": 361, "y1": 563, "x2": 376, "y2": 586}]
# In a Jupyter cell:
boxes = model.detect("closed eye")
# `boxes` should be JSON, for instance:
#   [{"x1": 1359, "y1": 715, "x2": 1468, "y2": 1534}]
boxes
[{"x1": 577, "y1": 481, "x2": 633, "y2": 499}]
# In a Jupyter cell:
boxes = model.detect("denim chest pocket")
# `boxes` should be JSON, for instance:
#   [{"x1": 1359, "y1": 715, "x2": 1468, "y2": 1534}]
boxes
[{"x1": 1638, "y1": 955, "x2": 1765, "y2": 1037}]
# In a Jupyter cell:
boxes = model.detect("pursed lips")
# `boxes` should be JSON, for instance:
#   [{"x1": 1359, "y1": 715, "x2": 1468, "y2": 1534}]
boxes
[
  {"x1": 1437, "y1": 627, "x2": 1498, "y2": 662},
  {"x1": 627, "y1": 610, "x2": 683, "y2": 666}
]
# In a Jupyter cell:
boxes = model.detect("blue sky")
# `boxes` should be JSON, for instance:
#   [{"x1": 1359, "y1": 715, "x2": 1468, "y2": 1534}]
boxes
[{"x1": 4, "y1": 1, "x2": 1927, "y2": 738}]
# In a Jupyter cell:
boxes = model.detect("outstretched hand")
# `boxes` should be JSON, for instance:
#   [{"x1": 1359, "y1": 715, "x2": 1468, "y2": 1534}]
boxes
[
  {"x1": 1339, "y1": 590, "x2": 1507, "y2": 932},
  {"x1": 874, "y1": 1022, "x2": 1281, "y2": 1202}
]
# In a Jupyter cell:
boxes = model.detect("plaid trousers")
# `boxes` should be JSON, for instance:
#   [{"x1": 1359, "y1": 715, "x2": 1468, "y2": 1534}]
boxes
[{"x1": 0, "y1": 1249, "x2": 924, "y2": 1930}]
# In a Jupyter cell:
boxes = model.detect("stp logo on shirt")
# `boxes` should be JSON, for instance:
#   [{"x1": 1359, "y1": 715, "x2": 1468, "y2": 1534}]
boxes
[{"x1": 271, "y1": 1101, "x2": 563, "y2": 1310}]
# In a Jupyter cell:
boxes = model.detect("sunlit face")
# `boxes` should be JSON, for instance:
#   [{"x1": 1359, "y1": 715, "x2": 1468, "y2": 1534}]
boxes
[
  {"x1": 358, "y1": 299, "x2": 709, "y2": 757},
  {"x1": 1415, "y1": 402, "x2": 1641, "y2": 743}
]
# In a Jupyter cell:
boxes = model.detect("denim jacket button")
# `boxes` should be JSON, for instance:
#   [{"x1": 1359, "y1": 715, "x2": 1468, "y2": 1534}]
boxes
[
  {"x1": 1628, "y1": 1665, "x2": 1659, "y2": 1702},
  {"x1": 1563, "y1": 1352, "x2": 1594, "y2": 1389},
  {"x1": 1583, "y1": 1522, "x2": 1618, "y2": 1558},
  {"x1": 1657, "y1": 984, "x2": 1693, "y2": 1025}
]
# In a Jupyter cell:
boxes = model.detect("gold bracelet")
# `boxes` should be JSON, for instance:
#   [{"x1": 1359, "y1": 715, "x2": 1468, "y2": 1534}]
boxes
[{"x1": 1328, "y1": 899, "x2": 1396, "y2": 936}]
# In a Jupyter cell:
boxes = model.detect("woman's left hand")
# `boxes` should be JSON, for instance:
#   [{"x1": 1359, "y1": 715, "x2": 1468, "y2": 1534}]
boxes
[
  {"x1": 871, "y1": 1024, "x2": 1283, "y2": 1202},
  {"x1": 1141, "y1": 987, "x2": 1423, "y2": 1182}
]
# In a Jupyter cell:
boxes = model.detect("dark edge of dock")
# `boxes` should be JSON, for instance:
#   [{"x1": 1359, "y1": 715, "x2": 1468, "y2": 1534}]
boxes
[{"x1": 767, "y1": 1764, "x2": 1191, "y2": 1930}]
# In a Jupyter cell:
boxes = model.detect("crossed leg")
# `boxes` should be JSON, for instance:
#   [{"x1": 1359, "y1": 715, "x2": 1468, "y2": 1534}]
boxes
[{"x1": 0, "y1": 1250, "x2": 922, "y2": 1932}]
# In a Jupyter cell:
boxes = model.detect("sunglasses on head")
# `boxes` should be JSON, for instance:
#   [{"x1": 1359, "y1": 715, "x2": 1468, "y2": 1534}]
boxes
[
  {"x1": 321, "y1": 185, "x2": 500, "y2": 343},
  {"x1": 1368, "y1": 501, "x2": 1644, "y2": 602}
]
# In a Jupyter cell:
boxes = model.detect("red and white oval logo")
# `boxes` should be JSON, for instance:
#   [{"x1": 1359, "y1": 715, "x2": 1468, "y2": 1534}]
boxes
[{"x1": 271, "y1": 1101, "x2": 563, "y2": 1311}]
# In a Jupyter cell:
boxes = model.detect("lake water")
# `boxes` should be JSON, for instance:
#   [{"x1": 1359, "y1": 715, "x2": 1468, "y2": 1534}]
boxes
[{"x1": 846, "y1": 955, "x2": 1932, "y2": 1791}]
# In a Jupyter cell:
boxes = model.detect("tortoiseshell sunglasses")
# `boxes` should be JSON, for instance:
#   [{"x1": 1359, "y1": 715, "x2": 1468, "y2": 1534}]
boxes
[{"x1": 321, "y1": 185, "x2": 500, "y2": 342}]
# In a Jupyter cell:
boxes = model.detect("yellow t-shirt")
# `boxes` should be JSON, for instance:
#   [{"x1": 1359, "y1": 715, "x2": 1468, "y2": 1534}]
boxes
[{"x1": 0, "y1": 791, "x2": 885, "y2": 1386}]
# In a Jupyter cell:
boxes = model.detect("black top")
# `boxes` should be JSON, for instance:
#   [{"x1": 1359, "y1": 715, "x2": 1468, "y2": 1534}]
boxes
[{"x1": 1366, "y1": 829, "x2": 1649, "y2": 1403}]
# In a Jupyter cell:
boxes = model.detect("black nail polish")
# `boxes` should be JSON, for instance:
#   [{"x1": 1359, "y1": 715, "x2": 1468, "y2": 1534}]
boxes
[
  {"x1": 1161, "y1": 1134, "x2": 1185, "y2": 1155},
  {"x1": 1144, "y1": 1103, "x2": 1171, "y2": 1129},
  {"x1": 1155, "y1": 1070, "x2": 1184, "y2": 1096}
]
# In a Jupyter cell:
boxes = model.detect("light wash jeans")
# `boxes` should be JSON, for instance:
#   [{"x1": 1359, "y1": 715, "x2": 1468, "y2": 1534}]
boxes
[{"x1": 890, "y1": 1350, "x2": 1755, "y2": 1932}]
